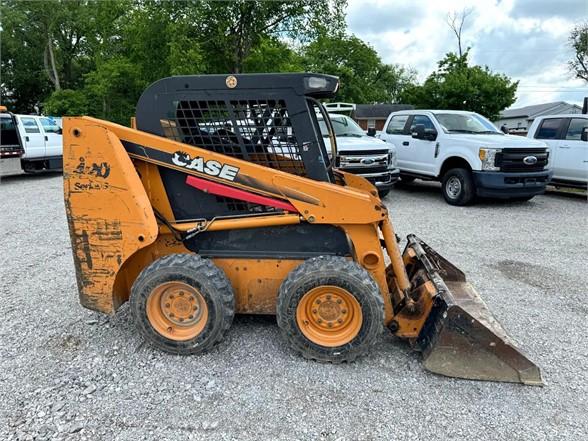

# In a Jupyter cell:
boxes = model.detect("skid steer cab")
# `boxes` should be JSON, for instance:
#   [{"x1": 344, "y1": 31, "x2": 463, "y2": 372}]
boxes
[{"x1": 63, "y1": 73, "x2": 542, "y2": 385}]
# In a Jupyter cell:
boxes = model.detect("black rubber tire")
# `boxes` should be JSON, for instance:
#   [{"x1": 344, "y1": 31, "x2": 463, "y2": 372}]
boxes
[
  {"x1": 130, "y1": 254, "x2": 235, "y2": 355},
  {"x1": 378, "y1": 189, "x2": 391, "y2": 198},
  {"x1": 399, "y1": 174, "x2": 416, "y2": 183},
  {"x1": 276, "y1": 256, "x2": 384, "y2": 363},
  {"x1": 441, "y1": 168, "x2": 476, "y2": 206}
]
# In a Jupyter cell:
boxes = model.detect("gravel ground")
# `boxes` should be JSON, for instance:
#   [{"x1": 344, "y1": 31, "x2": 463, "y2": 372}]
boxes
[{"x1": 0, "y1": 173, "x2": 586, "y2": 441}]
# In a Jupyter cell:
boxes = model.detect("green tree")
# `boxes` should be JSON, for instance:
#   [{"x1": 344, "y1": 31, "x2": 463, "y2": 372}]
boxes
[
  {"x1": 4, "y1": 0, "x2": 384, "y2": 124},
  {"x1": 302, "y1": 34, "x2": 415, "y2": 103},
  {"x1": 569, "y1": 23, "x2": 588, "y2": 82},
  {"x1": 401, "y1": 51, "x2": 518, "y2": 120},
  {"x1": 120, "y1": 1, "x2": 204, "y2": 83},
  {"x1": 43, "y1": 89, "x2": 89, "y2": 116},
  {"x1": 0, "y1": 0, "x2": 129, "y2": 112},
  {"x1": 195, "y1": 0, "x2": 346, "y2": 73},
  {"x1": 243, "y1": 37, "x2": 305, "y2": 73},
  {"x1": 83, "y1": 58, "x2": 146, "y2": 124}
]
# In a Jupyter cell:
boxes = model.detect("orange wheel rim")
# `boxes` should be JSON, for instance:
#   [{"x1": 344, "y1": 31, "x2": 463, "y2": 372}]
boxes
[
  {"x1": 296, "y1": 286, "x2": 363, "y2": 347},
  {"x1": 146, "y1": 281, "x2": 208, "y2": 341}
]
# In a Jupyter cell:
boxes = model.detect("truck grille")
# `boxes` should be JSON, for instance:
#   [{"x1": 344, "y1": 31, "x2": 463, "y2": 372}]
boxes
[
  {"x1": 337, "y1": 150, "x2": 390, "y2": 171},
  {"x1": 495, "y1": 148, "x2": 548, "y2": 172}
]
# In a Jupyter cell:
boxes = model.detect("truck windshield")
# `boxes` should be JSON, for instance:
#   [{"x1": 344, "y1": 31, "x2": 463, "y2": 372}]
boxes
[
  {"x1": 318, "y1": 115, "x2": 366, "y2": 138},
  {"x1": 434, "y1": 113, "x2": 501, "y2": 134}
]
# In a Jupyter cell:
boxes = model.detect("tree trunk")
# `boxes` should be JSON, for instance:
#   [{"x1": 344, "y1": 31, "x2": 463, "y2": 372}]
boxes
[{"x1": 44, "y1": 36, "x2": 61, "y2": 91}]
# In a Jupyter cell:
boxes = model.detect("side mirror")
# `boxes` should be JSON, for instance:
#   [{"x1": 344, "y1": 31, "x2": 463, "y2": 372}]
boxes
[
  {"x1": 411, "y1": 124, "x2": 425, "y2": 139},
  {"x1": 367, "y1": 127, "x2": 376, "y2": 137},
  {"x1": 501, "y1": 125, "x2": 509, "y2": 134},
  {"x1": 57, "y1": 128, "x2": 63, "y2": 135},
  {"x1": 425, "y1": 128, "x2": 438, "y2": 141},
  {"x1": 582, "y1": 127, "x2": 588, "y2": 142}
]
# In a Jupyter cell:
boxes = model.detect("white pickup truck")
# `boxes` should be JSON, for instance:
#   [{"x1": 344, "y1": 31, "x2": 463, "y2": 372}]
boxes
[
  {"x1": 378, "y1": 110, "x2": 552, "y2": 205},
  {"x1": 527, "y1": 114, "x2": 587, "y2": 189},
  {"x1": 318, "y1": 113, "x2": 399, "y2": 197},
  {"x1": 0, "y1": 109, "x2": 63, "y2": 174}
]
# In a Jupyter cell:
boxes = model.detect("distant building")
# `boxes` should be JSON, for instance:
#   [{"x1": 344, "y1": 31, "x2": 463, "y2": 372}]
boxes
[
  {"x1": 352, "y1": 104, "x2": 414, "y2": 131},
  {"x1": 495, "y1": 101, "x2": 583, "y2": 135}
]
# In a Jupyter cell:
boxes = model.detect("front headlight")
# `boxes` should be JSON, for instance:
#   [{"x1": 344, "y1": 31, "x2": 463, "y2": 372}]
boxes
[
  {"x1": 389, "y1": 149, "x2": 398, "y2": 168},
  {"x1": 479, "y1": 148, "x2": 501, "y2": 171}
]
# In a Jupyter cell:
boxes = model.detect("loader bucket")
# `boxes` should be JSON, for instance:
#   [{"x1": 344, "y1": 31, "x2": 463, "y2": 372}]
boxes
[{"x1": 406, "y1": 236, "x2": 543, "y2": 386}]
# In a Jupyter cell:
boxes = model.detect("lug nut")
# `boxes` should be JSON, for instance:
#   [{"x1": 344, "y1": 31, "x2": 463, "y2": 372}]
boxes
[
  {"x1": 341, "y1": 309, "x2": 347, "y2": 314},
  {"x1": 338, "y1": 319, "x2": 343, "y2": 323},
  {"x1": 326, "y1": 295, "x2": 331, "y2": 300},
  {"x1": 317, "y1": 318, "x2": 323, "y2": 323},
  {"x1": 169, "y1": 313, "x2": 175, "y2": 317},
  {"x1": 316, "y1": 299, "x2": 321, "y2": 304},
  {"x1": 179, "y1": 292, "x2": 184, "y2": 296},
  {"x1": 165, "y1": 303, "x2": 170, "y2": 308},
  {"x1": 336, "y1": 299, "x2": 342, "y2": 304},
  {"x1": 327, "y1": 322, "x2": 333, "y2": 328},
  {"x1": 179, "y1": 318, "x2": 184, "y2": 322},
  {"x1": 167, "y1": 327, "x2": 173, "y2": 332},
  {"x1": 312, "y1": 309, "x2": 317, "y2": 314},
  {"x1": 188, "y1": 315, "x2": 194, "y2": 320},
  {"x1": 193, "y1": 305, "x2": 198, "y2": 311}
]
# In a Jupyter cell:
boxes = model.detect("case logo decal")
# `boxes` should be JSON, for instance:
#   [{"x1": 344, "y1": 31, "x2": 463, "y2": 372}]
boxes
[{"x1": 172, "y1": 151, "x2": 240, "y2": 181}]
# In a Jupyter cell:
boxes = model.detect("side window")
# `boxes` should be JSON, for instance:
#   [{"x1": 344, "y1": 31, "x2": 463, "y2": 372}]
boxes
[
  {"x1": 410, "y1": 115, "x2": 435, "y2": 131},
  {"x1": 535, "y1": 118, "x2": 564, "y2": 140},
  {"x1": 40, "y1": 117, "x2": 61, "y2": 134},
  {"x1": 565, "y1": 118, "x2": 588, "y2": 141},
  {"x1": 386, "y1": 115, "x2": 409, "y2": 134},
  {"x1": 20, "y1": 117, "x2": 41, "y2": 134}
]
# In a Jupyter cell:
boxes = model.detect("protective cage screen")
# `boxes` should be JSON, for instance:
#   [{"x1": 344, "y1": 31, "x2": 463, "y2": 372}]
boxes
[{"x1": 160, "y1": 99, "x2": 307, "y2": 176}]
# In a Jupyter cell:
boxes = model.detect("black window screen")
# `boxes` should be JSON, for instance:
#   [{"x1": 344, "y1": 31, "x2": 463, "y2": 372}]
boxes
[{"x1": 160, "y1": 99, "x2": 307, "y2": 176}]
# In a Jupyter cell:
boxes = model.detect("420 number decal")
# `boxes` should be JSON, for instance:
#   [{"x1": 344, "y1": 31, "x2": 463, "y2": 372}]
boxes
[{"x1": 172, "y1": 151, "x2": 240, "y2": 181}]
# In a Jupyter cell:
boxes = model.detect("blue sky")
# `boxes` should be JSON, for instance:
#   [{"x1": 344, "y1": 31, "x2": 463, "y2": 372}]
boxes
[{"x1": 346, "y1": 0, "x2": 587, "y2": 108}]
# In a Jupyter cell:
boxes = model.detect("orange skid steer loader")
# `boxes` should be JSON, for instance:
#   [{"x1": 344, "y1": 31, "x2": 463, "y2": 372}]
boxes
[{"x1": 63, "y1": 74, "x2": 542, "y2": 385}]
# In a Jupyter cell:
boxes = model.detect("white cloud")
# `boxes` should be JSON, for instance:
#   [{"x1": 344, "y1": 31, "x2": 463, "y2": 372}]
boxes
[{"x1": 346, "y1": 0, "x2": 587, "y2": 108}]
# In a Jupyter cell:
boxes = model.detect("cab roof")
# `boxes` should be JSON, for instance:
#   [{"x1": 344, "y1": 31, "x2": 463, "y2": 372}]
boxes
[{"x1": 140, "y1": 73, "x2": 340, "y2": 100}]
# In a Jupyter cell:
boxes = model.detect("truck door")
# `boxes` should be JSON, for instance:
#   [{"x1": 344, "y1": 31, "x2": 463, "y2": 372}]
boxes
[
  {"x1": 17, "y1": 116, "x2": 46, "y2": 159},
  {"x1": 406, "y1": 114, "x2": 438, "y2": 175},
  {"x1": 559, "y1": 117, "x2": 588, "y2": 182},
  {"x1": 533, "y1": 117, "x2": 566, "y2": 178},
  {"x1": 381, "y1": 114, "x2": 410, "y2": 169},
  {"x1": 39, "y1": 117, "x2": 63, "y2": 157}
]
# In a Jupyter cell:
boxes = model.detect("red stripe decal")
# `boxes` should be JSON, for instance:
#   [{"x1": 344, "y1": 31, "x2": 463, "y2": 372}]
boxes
[{"x1": 185, "y1": 175, "x2": 298, "y2": 213}]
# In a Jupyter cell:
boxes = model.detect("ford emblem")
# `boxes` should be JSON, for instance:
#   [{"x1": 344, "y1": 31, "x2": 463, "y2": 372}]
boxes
[
  {"x1": 360, "y1": 158, "x2": 375, "y2": 165},
  {"x1": 523, "y1": 156, "x2": 538, "y2": 165}
]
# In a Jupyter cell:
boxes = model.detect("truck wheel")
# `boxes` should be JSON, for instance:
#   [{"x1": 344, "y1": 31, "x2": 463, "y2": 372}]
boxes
[
  {"x1": 130, "y1": 254, "x2": 234, "y2": 355},
  {"x1": 277, "y1": 256, "x2": 383, "y2": 363},
  {"x1": 441, "y1": 168, "x2": 476, "y2": 206}
]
